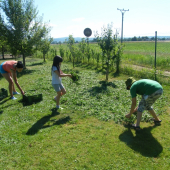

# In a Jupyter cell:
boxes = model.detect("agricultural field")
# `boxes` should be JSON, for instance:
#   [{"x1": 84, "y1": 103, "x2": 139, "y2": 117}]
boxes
[
  {"x1": 49, "y1": 41, "x2": 170, "y2": 71},
  {"x1": 0, "y1": 58, "x2": 170, "y2": 169},
  {"x1": 122, "y1": 41, "x2": 170, "y2": 70}
]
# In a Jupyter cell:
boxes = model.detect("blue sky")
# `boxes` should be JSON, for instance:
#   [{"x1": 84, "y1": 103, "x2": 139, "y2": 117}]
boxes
[{"x1": 34, "y1": 0, "x2": 170, "y2": 38}]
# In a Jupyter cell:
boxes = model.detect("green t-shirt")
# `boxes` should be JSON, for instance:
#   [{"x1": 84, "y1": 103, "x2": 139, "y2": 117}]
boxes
[{"x1": 130, "y1": 79, "x2": 163, "y2": 98}]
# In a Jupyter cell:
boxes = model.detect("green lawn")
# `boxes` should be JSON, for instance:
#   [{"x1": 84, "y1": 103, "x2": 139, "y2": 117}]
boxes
[{"x1": 0, "y1": 58, "x2": 170, "y2": 169}]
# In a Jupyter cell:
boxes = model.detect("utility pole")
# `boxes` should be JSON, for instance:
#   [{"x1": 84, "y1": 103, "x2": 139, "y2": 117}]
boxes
[
  {"x1": 117, "y1": 8, "x2": 129, "y2": 43},
  {"x1": 155, "y1": 31, "x2": 157, "y2": 80}
]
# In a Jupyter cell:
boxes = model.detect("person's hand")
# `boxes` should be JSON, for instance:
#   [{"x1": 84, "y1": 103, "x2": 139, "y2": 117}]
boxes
[
  {"x1": 125, "y1": 113, "x2": 132, "y2": 118},
  {"x1": 68, "y1": 74, "x2": 72, "y2": 78},
  {"x1": 133, "y1": 107, "x2": 138, "y2": 113}
]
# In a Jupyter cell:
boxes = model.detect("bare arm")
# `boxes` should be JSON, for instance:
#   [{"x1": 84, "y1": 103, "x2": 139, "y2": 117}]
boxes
[
  {"x1": 54, "y1": 70, "x2": 72, "y2": 78},
  {"x1": 12, "y1": 71, "x2": 24, "y2": 95},
  {"x1": 125, "y1": 97, "x2": 137, "y2": 118}
]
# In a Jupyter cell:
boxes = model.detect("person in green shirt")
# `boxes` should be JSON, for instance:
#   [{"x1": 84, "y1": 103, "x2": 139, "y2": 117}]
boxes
[{"x1": 125, "y1": 77, "x2": 163, "y2": 131}]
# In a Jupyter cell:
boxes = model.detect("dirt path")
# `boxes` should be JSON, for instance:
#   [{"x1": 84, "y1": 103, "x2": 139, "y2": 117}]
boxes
[{"x1": 123, "y1": 64, "x2": 170, "y2": 77}]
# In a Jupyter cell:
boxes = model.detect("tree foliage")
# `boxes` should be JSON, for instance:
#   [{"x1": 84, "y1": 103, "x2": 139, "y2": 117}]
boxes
[
  {"x1": 38, "y1": 37, "x2": 53, "y2": 62},
  {"x1": 0, "y1": 0, "x2": 51, "y2": 67},
  {"x1": 95, "y1": 24, "x2": 123, "y2": 80},
  {"x1": 67, "y1": 35, "x2": 76, "y2": 68}
]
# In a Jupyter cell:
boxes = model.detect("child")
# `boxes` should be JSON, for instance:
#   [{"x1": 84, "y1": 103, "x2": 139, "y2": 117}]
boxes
[
  {"x1": 0, "y1": 60, "x2": 25, "y2": 100},
  {"x1": 51, "y1": 55, "x2": 72, "y2": 109}
]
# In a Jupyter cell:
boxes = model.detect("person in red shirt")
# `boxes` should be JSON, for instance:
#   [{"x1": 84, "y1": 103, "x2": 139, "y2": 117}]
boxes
[{"x1": 0, "y1": 60, "x2": 25, "y2": 100}]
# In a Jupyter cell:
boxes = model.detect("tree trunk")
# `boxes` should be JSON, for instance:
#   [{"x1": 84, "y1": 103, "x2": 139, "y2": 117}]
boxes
[
  {"x1": 73, "y1": 58, "x2": 75, "y2": 68},
  {"x1": 43, "y1": 53, "x2": 45, "y2": 62},
  {"x1": 106, "y1": 62, "x2": 109, "y2": 81},
  {"x1": 23, "y1": 53, "x2": 26, "y2": 69},
  {"x1": 2, "y1": 45, "x2": 5, "y2": 59}
]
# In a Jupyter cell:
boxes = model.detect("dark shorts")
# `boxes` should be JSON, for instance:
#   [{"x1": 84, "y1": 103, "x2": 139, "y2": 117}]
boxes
[
  {"x1": 0, "y1": 62, "x2": 7, "y2": 74},
  {"x1": 137, "y1": 89, "x2": 163, "y2": 112}
]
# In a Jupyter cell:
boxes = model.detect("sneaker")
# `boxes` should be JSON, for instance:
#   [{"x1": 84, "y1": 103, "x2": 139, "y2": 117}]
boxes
[
  {"x1": 13, "y1": 91, "x2": 20, "y2": 95},
  {"x1": 11, "y1": 96, "x2": 17, "y2": 100}
]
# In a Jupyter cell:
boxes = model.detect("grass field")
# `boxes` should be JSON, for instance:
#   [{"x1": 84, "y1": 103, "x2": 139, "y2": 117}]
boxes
[
  {"x1": 0, "y1": 58, "x2": 170, "y2": 169},
  {"x1": 122, "y1": 41, "x2": 170, "y2": 70}
]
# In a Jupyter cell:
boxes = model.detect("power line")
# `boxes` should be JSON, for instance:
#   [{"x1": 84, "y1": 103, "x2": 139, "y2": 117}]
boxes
[{"x1": 117, "y1": 8, "x2": 129, "y2": 43}]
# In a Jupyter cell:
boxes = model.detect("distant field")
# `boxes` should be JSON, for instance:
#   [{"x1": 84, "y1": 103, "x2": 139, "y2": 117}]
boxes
[
  {"x1": 50, "y1": 41, "x2": 170, "y2": 70},
  {"x1": 122, "y1": 41, "x2": 170, "y2": 70}
]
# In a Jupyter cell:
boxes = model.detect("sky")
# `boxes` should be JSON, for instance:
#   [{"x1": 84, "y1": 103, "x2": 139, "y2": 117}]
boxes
[{"x1": 34, "y1": 0, "x2": 170, "y2": 38}]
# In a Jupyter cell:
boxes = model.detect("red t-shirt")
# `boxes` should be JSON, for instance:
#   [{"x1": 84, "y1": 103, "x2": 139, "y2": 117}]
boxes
[{"x1": 2, "y1": 61, "x2": 17, "y2": 73}]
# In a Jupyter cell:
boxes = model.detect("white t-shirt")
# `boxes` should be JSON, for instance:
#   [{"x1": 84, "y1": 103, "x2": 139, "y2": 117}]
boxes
[{"x1": 52, "y1": 66, "x2": 61, "y2": 84}]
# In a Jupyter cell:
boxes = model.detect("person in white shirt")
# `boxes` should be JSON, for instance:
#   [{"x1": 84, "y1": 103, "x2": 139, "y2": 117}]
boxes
[{"x1": 51, "y1": 55, "x2": 72, "y2": 109}]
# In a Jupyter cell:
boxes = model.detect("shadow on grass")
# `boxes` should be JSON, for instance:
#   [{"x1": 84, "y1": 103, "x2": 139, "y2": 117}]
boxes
[
  {"x1": 18, "y1": 98, "x2": 42, "y2": 106},
  {"x1": 112, "y1": 72, "x2": 120, "y2": 78},
  {"x1": 88, "y1": 81, "x2": 117, "y2": 96},
  {"x1": 27, "y1": 62, "x2": 44, "y2": 67},
  {"x1": 26, "y1": 108, "x2": 70, "y2": 135},
  {"x1": 0, "y1": 110, "x2": 3, "y2": 114},
  {"x1": 17, "y1": 68, "x2": 36, "y2": 78},
  {"x1": 0, "y1": 97, "x2": 11, "y2": 104},
  {"x1": 119, "y1": 125, "x2": 163, "y2": 157},
  {"x1": 76, "y1": 63, "x2": 94, "y2": 70}
]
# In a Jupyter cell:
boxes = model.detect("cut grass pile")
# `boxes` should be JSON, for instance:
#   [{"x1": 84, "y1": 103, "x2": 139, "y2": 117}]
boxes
[{"x1": 0, "y1": 58, "x2": 170, "y2": 169}]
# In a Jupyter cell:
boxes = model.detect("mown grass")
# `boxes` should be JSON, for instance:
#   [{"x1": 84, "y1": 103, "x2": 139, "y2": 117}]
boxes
[{"x1": 0, "y1": 58, "x2": 170, "y2": 169}]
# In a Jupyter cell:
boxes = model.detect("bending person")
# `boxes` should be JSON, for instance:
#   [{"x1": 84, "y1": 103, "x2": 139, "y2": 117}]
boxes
[
  {"x1": 0, "y1": 60, "x2": 25, "y2": 100},
  {"x1": 125, "y1": 77, "x2": 163, "y2": 131}
]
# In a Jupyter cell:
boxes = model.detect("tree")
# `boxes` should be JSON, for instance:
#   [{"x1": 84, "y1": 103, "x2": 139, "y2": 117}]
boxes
[
  {"x1": 78, "y1": 38, "x2": 86, "y2": 63},
  {"x1": 0, "y1": 39, "x2": 8, "y2": 59},
  {"x1": 67, "y1": 35, "x2": 76, "y2": 68},
  {"x1": 38, "y1": 37, "x2": 53, "y2": 62},
  {"x1": 131, "y1": 36, "x2": 138, "y2": 41},
  {"x1": 0, "y1": 2, "x2": 8, "y2": 59},
  {"x1": 96, "y1": 24, "x2": 120, "y2": 81},
  {"x1": 0, "y1": 0, "x2": 50, "y2": 67}
]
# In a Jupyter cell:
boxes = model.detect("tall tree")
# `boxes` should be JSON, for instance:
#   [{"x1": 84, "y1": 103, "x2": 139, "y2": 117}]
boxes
[
  {"x1": 96, "y1": 24, "x2": 122, "y2": 80},
  {"x1": 0, "y1": 0, "x2": 50, "y2": 67},
  {"x1": 0, "y1": 2, "x2": 7, "y2": 59},
  {"x1": 0, "y1": 38, "x2": 8, "y2": 59}
]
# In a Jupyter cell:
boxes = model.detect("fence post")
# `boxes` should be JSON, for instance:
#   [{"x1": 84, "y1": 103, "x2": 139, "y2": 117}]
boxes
[{"x1": 155, "y1": 31, "x2": 157, "y2": 80}]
